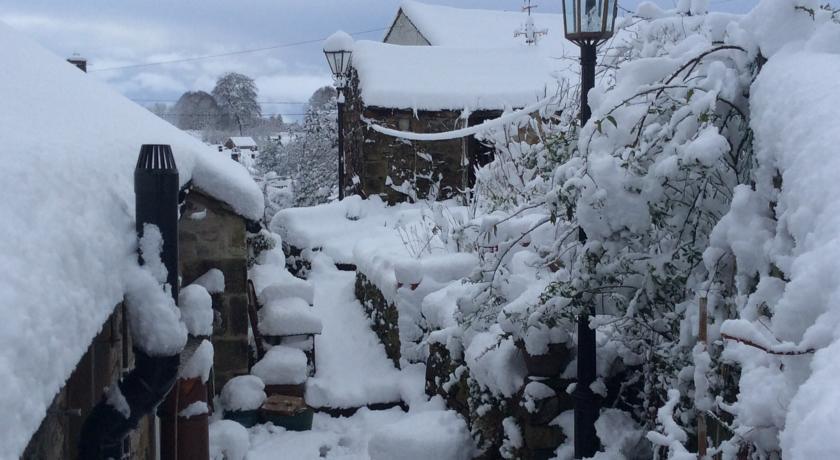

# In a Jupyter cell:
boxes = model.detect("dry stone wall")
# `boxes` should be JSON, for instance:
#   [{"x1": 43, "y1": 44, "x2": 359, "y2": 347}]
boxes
[{"x1": 179, "y1": 189, "x2": 249, "y2": 390}]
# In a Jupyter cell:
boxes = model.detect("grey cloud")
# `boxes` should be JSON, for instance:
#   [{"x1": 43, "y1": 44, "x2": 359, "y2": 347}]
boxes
[{"x1": 1, "y1": 0, "x2": 757, "y2": 120}]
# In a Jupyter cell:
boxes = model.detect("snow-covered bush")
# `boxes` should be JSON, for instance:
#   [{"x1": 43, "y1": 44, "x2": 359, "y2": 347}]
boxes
[
  {"x1": 430, "y1": 4, "x2": 765, "y2": 457},
  {"x1": 552, "y1": 6, "x2": 757, "y2": 439},
  {"x1": 700, "y1": 3, "x2": 840, "y2": 458}
]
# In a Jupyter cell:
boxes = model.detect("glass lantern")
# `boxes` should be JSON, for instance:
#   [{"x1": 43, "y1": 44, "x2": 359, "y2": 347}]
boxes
[{"x1": 562, "y1": 0, "x2": 618, "y2": 44}]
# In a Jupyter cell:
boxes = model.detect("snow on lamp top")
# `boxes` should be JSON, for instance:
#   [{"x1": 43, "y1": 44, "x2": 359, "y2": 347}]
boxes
[{"x1": 324, "y1": 30, "x2": 355, "y2": 53}]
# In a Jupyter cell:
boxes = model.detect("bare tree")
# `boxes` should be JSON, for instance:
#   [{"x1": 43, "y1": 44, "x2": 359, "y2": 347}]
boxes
[{"x1": 212, "y1": 72, "x2": 261, "y2": 135}]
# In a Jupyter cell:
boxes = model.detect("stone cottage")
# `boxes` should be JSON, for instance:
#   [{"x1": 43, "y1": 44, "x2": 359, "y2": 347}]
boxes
[
  {"x1": 339, "y1": 2, "x2": 577, "y2": 203},
  {"x1": 0, "y1": 20, "x2": 264, "y2": 460}
]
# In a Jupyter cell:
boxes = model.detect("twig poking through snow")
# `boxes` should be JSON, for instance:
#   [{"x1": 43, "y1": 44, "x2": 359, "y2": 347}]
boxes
[{"x1": 720, "y1": 333, "x2": 815, "y2": 356}]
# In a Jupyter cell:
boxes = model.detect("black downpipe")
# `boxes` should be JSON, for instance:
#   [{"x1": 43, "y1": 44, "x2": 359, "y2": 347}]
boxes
[{"x1": 79, "y1": 145, "x2": 182, "y2": 459}]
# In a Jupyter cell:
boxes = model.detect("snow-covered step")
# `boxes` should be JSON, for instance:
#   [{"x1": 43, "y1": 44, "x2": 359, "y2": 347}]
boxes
[{"x1": 303, "y1": 255, "x2": 424, "y2": 410}]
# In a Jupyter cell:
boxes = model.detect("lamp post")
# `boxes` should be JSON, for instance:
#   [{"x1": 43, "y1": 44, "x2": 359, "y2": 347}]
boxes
[
  {"x1": 561, "y1": 0, "x2": 618, "y2": 458},
  {"x1": 323, "y1": 31, "x2": 354, "y2": 200}
]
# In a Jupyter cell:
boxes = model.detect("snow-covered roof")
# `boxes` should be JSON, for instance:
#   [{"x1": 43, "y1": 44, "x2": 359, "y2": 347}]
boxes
[
  {"x1": 387, "y1": 0, "x2": 573, "y2": 52},
  {"x1": 351, "y1": 40, "x2": 560, "y2": 111},
  {"x1": 226, "y1": 136, "x2": 258, "y2": 148},
  {"x1": 0, "y1": 21, "x2": 263, "y2": 457}
]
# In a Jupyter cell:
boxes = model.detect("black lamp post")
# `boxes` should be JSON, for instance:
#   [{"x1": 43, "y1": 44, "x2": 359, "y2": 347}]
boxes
[
  {"x1": 561, "y1": 0, "x2": 618, "y2": 458},
  {"x1": 323, "y1": 31, "x2": 354, "y2": 200}
]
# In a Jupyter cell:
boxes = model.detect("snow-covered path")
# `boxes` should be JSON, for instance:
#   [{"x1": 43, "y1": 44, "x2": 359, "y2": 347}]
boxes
[
  {"x1": 216, "y1": 249, "x2": 474, "y2": 459},
  {"x1": 234, "y1": 255, "x2": 474, "y2": 460},
  {"x1": 245, "y1": 407, "x2": 408, "y2": 459},
  {"x1": 305, "y1": 254, "x2": 424, "y2": 409}
]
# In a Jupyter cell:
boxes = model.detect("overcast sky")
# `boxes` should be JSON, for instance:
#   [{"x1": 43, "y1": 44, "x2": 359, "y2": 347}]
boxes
[{"x1": 0, "y1": 0, "x2": 758, "y2": 121}]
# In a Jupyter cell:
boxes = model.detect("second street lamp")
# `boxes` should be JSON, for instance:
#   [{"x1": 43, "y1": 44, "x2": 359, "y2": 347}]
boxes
[
  {"x1": 561, "y1": 0, "x2": 618, "y2": 458},
  {"x1": 323, "y1": 31, "x2": 354, "y2": 200}
]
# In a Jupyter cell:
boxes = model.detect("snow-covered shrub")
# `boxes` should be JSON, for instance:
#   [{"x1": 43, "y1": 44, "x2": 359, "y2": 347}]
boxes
[
  {"x1": 701, "y1": 3, "x2": 840, "y2": 458},
  {"x1": 549, "y1": 8, "x2": 758, "y2": 439},
  {"x1": 433, "y1": 5, "x2": 762, "y2": 457}
]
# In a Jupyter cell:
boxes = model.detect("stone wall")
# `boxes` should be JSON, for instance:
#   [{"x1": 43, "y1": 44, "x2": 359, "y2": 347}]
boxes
[
  {"x1": 342, "y1": 70, "x2": 500, "y2": 204},
  {"x1": 353, "y1": 270, "x2": 577, "y2": 458},
  {"x1": 179, "y1": 188, "x2": 249, "y2": 390},
  {"x1": 354, "y1": 273, "x2": 401, "y2": 367},
  {"x1": 23, "y1": 305, "x2": 155, "y2": 460}
]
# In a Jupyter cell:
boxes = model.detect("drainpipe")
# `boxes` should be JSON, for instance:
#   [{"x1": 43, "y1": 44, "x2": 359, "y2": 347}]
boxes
[
  {"x1": 176, "y1": 376, "x2": 210, "y2": 460},
  {"x1": 78, "y1": 145, "x2": 182, "y2": 459}
]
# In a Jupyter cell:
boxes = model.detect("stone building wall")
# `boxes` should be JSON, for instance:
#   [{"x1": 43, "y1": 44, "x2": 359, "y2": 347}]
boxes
[
  {"x1": 179, "y1": 188, "x2": 249, "y2": 391},
  {"x1": 342, "y1": 70, "x2": 500, "y2": 204},
  {"x1": 23, "y1": 305, "x2": 155, "y2": 460}
]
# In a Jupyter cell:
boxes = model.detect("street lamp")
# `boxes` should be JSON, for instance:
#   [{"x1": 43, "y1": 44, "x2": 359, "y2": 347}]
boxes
[
  {"x1": 561, "y1": 0, "x2": 617, "y2": 458},
  {"x1": 323, "y1": 30, "x2": 354, "y2": 200},
  {"x1": 563, "y1": 0, "x2": 618, "y2": 126}
]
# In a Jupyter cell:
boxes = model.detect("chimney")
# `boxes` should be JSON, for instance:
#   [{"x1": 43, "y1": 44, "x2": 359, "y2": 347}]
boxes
[{"x1": 67, "y1": 54, "x2": 87, "y2": 73}]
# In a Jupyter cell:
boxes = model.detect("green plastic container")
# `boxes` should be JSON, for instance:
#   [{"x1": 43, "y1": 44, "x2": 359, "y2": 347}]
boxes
[
  {"x1": 260, "y1": 395, "x2": 314, "y2": 431},
  {"x1": 224, "y1": 409, "x2": 261, "y2": 428},
  {"x1": 261, "y1": 406, "x2": 314, "y2": 431}
]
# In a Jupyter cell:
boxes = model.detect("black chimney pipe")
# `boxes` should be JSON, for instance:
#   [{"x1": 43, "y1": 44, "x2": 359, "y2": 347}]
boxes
[
  {"x1": 134, "y1": 144, "x2": 180, "y2": 300},
  {"x1": 78, "y1": 145, "x2": 182, "y2": 459}
]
